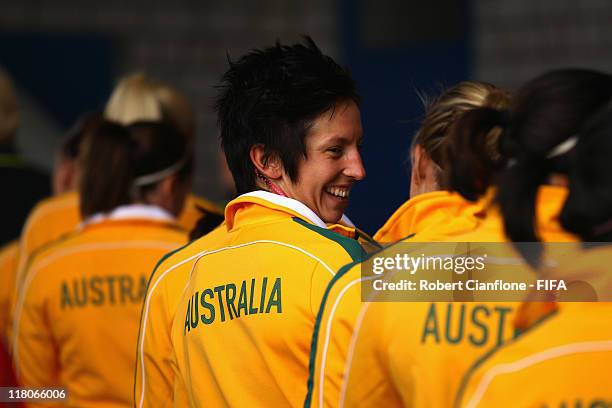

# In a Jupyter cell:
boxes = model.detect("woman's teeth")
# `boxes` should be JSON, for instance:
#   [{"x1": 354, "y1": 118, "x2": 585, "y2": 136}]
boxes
[{"x1": 326, "y1": 187, "x2": 349, "y2": 198}]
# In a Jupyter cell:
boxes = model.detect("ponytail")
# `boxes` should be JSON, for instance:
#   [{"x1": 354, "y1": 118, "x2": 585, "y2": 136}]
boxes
[
  {"x1": 79, "y1": 120, "x2": 190, "y2": 219},
  {"x1": 411, "y1": 81, "x2": 510, "y2": 196},
  {"x1": 128, "y1": 121, "x2": 191, "y2": 201},
  {"x1": 492, "y1": 69, "x2": 612, "y2": 264},
  {"x1": 79, "y1": 121, "x2": 135, "y2": 218},
  {"x1": 486, "y1": 69, "x2": 612, "y2": 266},
  {"x1": 443, "y1": 107, "x2": 506, "y2": 201}
]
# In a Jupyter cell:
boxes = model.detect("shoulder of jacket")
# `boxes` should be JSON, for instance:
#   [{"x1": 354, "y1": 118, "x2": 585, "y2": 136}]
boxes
[
  {"x1": 149, "y1": 237, "x2": 207, "y2": 278},
  {"x1": 290, "y1": 217, "x2": 364, "y2": 263},
  {"x1": 23, "y1": 192, "x2": 78, "y2": 233}
]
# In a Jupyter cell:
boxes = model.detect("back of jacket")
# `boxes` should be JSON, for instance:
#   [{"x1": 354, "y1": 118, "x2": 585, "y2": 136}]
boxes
[
  {"x1": 12, "y1": 215, "x2": 187, "y2": 408},
  {"x1": 169, "y1": 192, "x2": 363, "y2": 408}
]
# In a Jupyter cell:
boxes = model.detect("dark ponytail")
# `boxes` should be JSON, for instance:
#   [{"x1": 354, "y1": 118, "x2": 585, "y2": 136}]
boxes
[
  {"x1": 443, "y1": 107, "x2": 507, "y2": 201},
  {"x1": 79, "y1": 120, "x2": 190, "y2": 218},
  {"x1": 59, "y1": 112, "x2": 104, "y2": 161},
  {"x1": 79, "y1": 121, "x2": 135, "y2": 217},
  {"x1": 128, "y1": 121, "x2": 191, "y2": 201},
  {"x1": 495, "y1": 69, "x2": 612, "y2": 251}
]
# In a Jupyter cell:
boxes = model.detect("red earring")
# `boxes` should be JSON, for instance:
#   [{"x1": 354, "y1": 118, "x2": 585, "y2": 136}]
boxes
[{"x1": 255, "y1": 170, "x2": 287, "y2": 197}]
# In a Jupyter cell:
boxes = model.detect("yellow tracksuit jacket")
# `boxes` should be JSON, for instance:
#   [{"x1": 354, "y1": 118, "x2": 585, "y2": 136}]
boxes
[
  {"x1": 134, "y1": 191, "x2": 377, "y2": 408},
  {"x1": 0, "y1": 241, "x2": 18, "y2": 344},
  {"x1": 457, "y1": 245, "x2": 612, "y2": 408},
  {"x1": 141, "y1": 191, "x2": 365, "y2": 408},
  {"x1": 305, "y1": 186, "x2": 577, "y2": 408},
  {"x1": 12, "y1": 205, "x2": 187, "y2": 408}
]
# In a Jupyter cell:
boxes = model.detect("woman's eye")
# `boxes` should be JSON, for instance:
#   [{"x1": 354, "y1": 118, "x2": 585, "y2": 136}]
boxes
[{"x1": 327, "y1": 147, "x2": 343, "y2": 156}]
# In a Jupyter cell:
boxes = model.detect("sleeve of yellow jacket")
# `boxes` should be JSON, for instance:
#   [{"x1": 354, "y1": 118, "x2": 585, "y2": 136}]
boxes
[
  {"x1": 134, "y1": 253, "x2": 181, "y2": 408},
  {"x1": 7, "y1": 193, "x2": 80, "y2": 355},
  {"x1": 12, "y1": 254, "x2": 61, "y2": 391},
  {"x1": 306, "y1": 240, "x2": 437, "y2": 408},
  {"x1": 306, "y1": 260, "x2": 363, "y2": 408},
  {"x1": 135, "y1": 224, "x2": 227, "y2": 408},
  {"x1": 305, "y1": 261, "x2": 447, "y2": 408},
  {"x1": 14, "y1": 192, "x2": 80, "y2": 307}
]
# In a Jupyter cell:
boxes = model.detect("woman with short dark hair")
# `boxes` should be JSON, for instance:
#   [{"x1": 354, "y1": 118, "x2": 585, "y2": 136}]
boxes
[{"x1": 135, "y1": 37, "x2": 371, "y2": 408}]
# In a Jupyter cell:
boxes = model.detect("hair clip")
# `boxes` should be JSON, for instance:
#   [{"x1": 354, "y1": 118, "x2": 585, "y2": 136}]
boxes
[{"x1": 546, "y1": 136, "x2": 578, "y2": 159}]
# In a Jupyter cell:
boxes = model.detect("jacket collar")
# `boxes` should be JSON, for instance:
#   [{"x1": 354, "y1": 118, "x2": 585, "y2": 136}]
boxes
[
  {"x1": 224, "y1": 190, "x2": 355, "y2": 231},
  {"x1": 375, "y1": 190, "x2": 489, "y2": 241},
  {"x1": 376, "y1": 186, "x2": 575, "y2": 243},
  {"x1": 82, "y1": 204, "x2": 176, "y2": 228}
]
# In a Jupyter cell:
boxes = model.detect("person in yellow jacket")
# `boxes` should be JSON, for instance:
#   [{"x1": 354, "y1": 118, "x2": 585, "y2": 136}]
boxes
[
  {"x1": 374, "y1": 81, "x2": 510, "y2": 242},
  {"x1": 12, "y1": 121, "x2": 190, "y2": 407},
  {"x1": 1, "y1": 113, "x2": 101, "y2": 347},
  {"x1": 135, "y1": 37, "x2": 367, "y2": 408},
  {"x1": 306, "y1": 190, "x2": 576, "y2": 408},
  {"x1": 12, "y1": 75, "x2": 223, "y2": 316},
  {"x1": 457, "y1": 83, "x2": 612, "y2": 408},
  {"x1": 305, "y1": 69, "x2": 611, "y2": 408},
  {"x1": 305, "y1": 81, "x2": 513, "y2": 408}
]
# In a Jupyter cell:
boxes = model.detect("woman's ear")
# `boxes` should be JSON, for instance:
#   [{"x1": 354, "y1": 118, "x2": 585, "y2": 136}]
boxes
[
  {"x1": 53, "y1": 157, "x2": 77, "y2": 195},
  {"x1": 410, "y1": 144, "x2": 427, "y2": 187},
  {"x1": 249, "y1": 144, "x2": 283, "y2": 180},
  {"x1": 410, "y1": 144, "x2": 439, "y2": 197},
  {"x1": 157, "y1": 174, "x2": 176, "y2": 198}
]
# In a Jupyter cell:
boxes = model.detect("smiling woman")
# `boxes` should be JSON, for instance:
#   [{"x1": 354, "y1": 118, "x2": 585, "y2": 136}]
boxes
[{"x1": 134, "y1": 37, "x2": 376, "y2": 408}]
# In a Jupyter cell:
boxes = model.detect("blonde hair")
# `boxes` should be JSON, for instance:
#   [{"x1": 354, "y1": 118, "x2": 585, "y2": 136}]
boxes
[
  {"x1": 104, "y1": 73, "x2": 194, "y2": 139},
  {"x1": 412, "y1": 81, "x2": 510, "y2": 170},
  {"x1": 0, "y1": 68, "x2": 20, "y2": 145}
]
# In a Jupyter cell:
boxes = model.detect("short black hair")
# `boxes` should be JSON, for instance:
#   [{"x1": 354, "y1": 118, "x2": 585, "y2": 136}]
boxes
[{"x1": 215, "y1": 36, "x2": 360, "y2": 194}]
